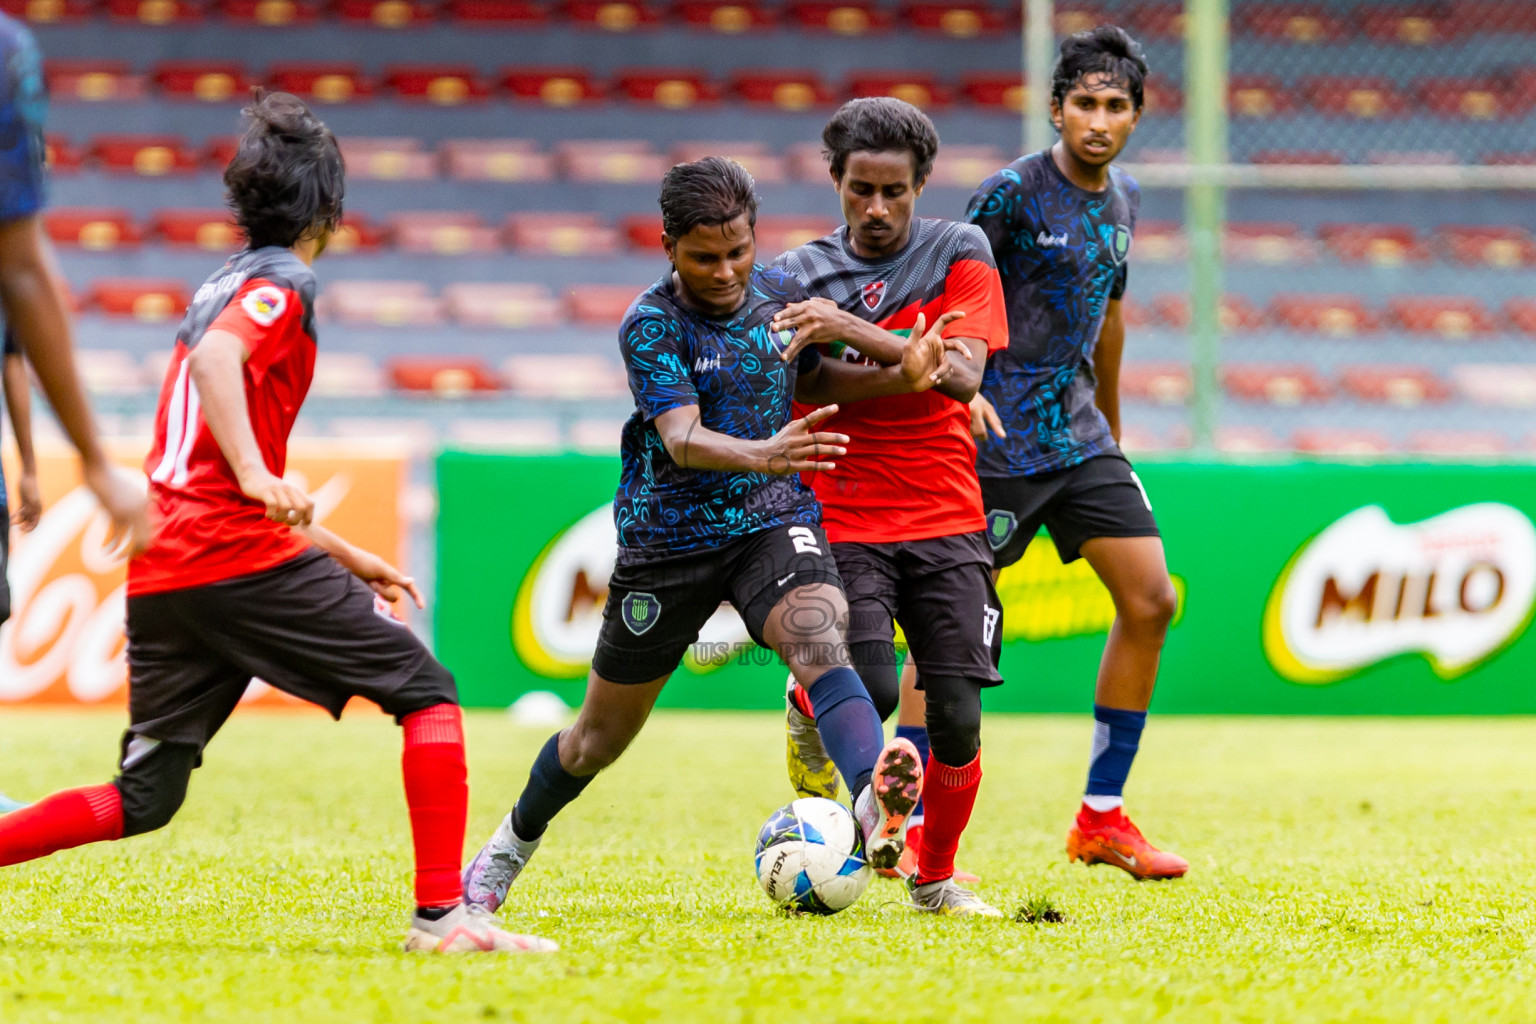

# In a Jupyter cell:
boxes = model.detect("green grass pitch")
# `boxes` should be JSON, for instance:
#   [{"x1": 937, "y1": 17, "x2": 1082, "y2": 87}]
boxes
[{"x1": 2, "y1": 709, "x2": 1534, "y2": 1023}]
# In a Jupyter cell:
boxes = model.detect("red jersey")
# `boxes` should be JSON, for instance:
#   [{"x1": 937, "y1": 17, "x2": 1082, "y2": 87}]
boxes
[
  {"x1": 128, "y1": 247, "x2": 318, "y2": 596},
  {"x1": 775, "y1": 218, "x2": 1009, "y2": 543}
]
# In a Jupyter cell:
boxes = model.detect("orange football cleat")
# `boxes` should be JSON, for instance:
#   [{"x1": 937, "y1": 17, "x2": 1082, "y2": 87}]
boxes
[
  {"x1": 1067, "y1": 806, "x2": 1188, "y2": 880},
  {"x1": 880, "y1": 823, "x2": 980, "y2": 883}
]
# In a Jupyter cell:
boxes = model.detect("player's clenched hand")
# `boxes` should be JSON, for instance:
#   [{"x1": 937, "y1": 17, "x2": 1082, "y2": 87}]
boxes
[
  {"x1": 899, "y1": 310, "x2": 971, "y2": 392},
  {"x1": 241, "y1": 471, "x2": 314, "y2": 527},
  {"x1": 82, "y1": 458, "x2": 151, "y2": 555},
  {"x1": 11, "y1": 471, "x2": 41, "y2": 533},
  {"x1": 760, "y1": 403, "x2": 848, "y2": 475},
  {"x1": 771, "y1": 298, "x2": 848, "y2": 364},
  {"x1": 339, "y1": 546, "x2": 426, "y2": 609},
  {"x1": 969, "y1": 393, "x2": 1006, "y2": 442}
]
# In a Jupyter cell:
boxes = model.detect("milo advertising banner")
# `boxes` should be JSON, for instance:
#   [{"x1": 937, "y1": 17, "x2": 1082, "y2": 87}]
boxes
[{"x1": 436, "y1": 453, "x2": 1536, "y2": 713}]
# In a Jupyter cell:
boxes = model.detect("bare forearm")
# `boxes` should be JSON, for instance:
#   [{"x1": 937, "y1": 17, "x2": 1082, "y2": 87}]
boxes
[
  {"x1": 294, "y1": 522, "x2": 352, "y2": 559},
  {"x1": 662, "y1": 420, "x2": 769, "y2": 474},
  {"x1": 933, "y1": 338, "x2": 987, "y2": 403},
  {"x1": 188, "y1": 339, "x2": 268, "y2": 484},
  {"x1": 3, "y1": 359, "x2": 35, "y2": 472},
  {"x1": 830, "y1": 316, "x2": 907, "y2": 365},
  {"x1": 797, "y1": 362, "x2": 910, "y2": 405}
]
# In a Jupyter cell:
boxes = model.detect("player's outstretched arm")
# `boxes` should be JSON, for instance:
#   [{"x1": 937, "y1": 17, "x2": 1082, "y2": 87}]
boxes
[
  {"x1": 796, "y1": 311, "x2": 968, "y2": 405},
  {"x1": 1092, "y1": 298, "x2": 1125, "y2": 442},
  {"x1": 295, "y1": 523, "x2": 425, "y2": 609},
  {"x1": 188, "y1": 328, "x2": 314, "y2": 527},
  {"x1": 771, "y1": 298, "x2": 906, "y2": 366},
  {"x1": 0, "y1": 216, "x2": 149, "y2": 550},
  {"x1": 654, "y1": 404, "x2": 848, "y2": 476},
  {"x1": 3, "y1": 347, "x2": 40, "y2": 531}
]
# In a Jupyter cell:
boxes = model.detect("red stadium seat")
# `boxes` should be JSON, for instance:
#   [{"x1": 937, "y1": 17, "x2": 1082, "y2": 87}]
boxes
[
  {"x1": 338, "y1": 138, "x2": 437, "y2": 181},
  {"x1": 310, "y1": 352, "x2": 386, "y2": 398},
  {"x1": 1483, "y1": 151, "x2": 1536, "y2": 166},
  {"x1": 45, "y1": 61, "x2": 147, "y2": 102},
  {"x1": 1131, "y1": 221, "x2": 1185, "y2": 263},
  {"x1": 1225, "y1": 222, "x2": 1317, "y2": 264},
  {"x1": 901, "y1": 2, "x2": 1011, "y2": 37},
  {"x1": 1238, "y1": 3, "x2": 1351, "y2": 42},
  {"x1": 1338, "y1": 364, "x2": 1451, "y2": 406},
  {"x1": 848, "y1": 72, "x2": 951, "y2": 108},
  {"x1": 1118, "y1": 363, "x2": 1192, "y2": 406},
  {"x1": 0, "y1": 0, "x2": 95, "y2": 23},
  {"x1": 1318, "y1": 224, "x2": 1431, "y2": 266},
  {"x1": 1222, "y1": 363, "x2": 1332, "y2": 404},
  {"x1": 215, "y1": 0, "x2": 322, "y2": 26},
  {"x1": 926, "y1": 145, "x2": 1006, "y2": 188},
  {"x1": 1366, "y1": 151, "x2": 1463, "y2": 166},
  {"x1": 504, "y1": 213, "x2": 621, "y2": 256},
  {"x1": 44, "y1": 208, "x2": 141, "y2": 250},
  {"x1": 335, "y1": 0, "x2": 434, "y2": 26},
  {"x1": 444, "y1": 283, "x2": 566, "y2": 329},
  {"x1": 568, "y1": 285, "x2": 642, "y2": 326},
  {"x1": 1386, "y1": 296, "x2": 1499, "y2": 339},
  {"x1": 612, "y1": 69, "x2": 721, "y2": 108},
  {"x1": 390, "y1": 213, "x2": 501, "y2": 255},
  {"x1": 1292, "y1": 429, "x2": 1394, "y2": 456},
  {"x1": 1125, "y1": 2, "x2": 1184, "y2": 39},
  {"x1": 1453, "y1": 364, "x2": 1536, "y2": 406},
  {"x1": 1141, "y1": 76, "x2": 1183, "y2": 116},
  {"x1": 786, "y1": 1, "x2": 892, "y2": 34},
  {"x1": 267, "y1": 63, "x2": 375, "y2": 103},
  {"x1": 502, "y1": 67, "x2": 604, "y2": 106},
  {"x1": 442, "y1": 139, "x2": 554, "y2": 182},
  {"x1": 1437, "y1": 226, "x2": 1536, "y2": 269},
  {"x1": 1251, "y1": 150, "x2": 1346, "y2": 165},
  {"x1": 383, "y1": 65, "x2": 491, "y2": 105},
  {"x1": 675, "y1": 0, "x2": 777, "y2": 32},
  {"x1": 1269, "y1": 294, "x2": 1381, "y2": 336},
  {"x1": 670, "y1": 142, "x2": 787, "y2": 184},
  {"x1": 1406, "y1": 430, "x2": 1510, "y2": 456},
  {"x1": 1452, "y1": 0, "x2": 1536, "y2": 33},
  {"x1": 88, "y1": 279, "x2": 192, "y2": 322},
  {"x1": 90, "y1": 135, "x2": 199, "y2": 176},
  {"x1": 1506, "y1": 299, "x2": 1536, "y2": 335},
  {"x1": 443, "y1": 0, "x2": 548, "y2": 23},
  {"x1": 387, "y1": 357, "x2": 503, "y2": 396},
  {"x1": 1228, "y1": 75, "x2": 1298, "y2": 118},
  {"x1": 562, "y1": 0, "x2": 663, "y2": 30},
  {"x1": 959, "y1": 73, "x2": 1030, "y2": 113},
  {"x1": 44, "y1": 135, "x2": 84, "y2": 174},
  {"x1": 620, "y1": 215, "x2": 663, "y2": 251},
  {"x1": 755, "y1": 216, "x2": 839, "y2": 257},
  {"x1": 1355, "y1": 4, "x2": 1458, "y2": 45},
  {"x1": 326, "y1": 214, "x2": 387, "y2": 254},
  {"x1": 153, "y1": 61, "x2": 252, "y2": 103},
  {"x1": 322, "y1": 281, "x2": 444, "y2": 326},
  {"x1": 558, "y1": 141, "x2": 669, "y2": 184},
  {"x1": 151, "y1": 208, "x2": 243, "y2": 251},
  {"x1": 1151, "y1": 294, "x2": 1268, "y2": 332},
  {"x1": 1300, "y1": 77, "x2": 1411, "y2": 119},
  {"x1": 1417, "y1": 78, "x2": 1523, "y2": 121},
  {"x1": 1215, "y1": 426, "x2": 1286, "y2": 454},
  {"x1": 202, "y1": 135, "x2": 238, "y2": 170},
  {"x1": 730, "y1": 70, "x2": 838, "y2": 111},
  {"x1": 104, "y1": 0, "x2": 203, "y2": 24},
  {"x1": 502, "y1": 354, "x2": 630, "y2": 399}
]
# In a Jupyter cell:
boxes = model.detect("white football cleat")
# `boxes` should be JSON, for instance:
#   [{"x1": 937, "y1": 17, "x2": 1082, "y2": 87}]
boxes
[
  {"x1": 403, "y1": 903, "x2": 556, "y2": 954},
  {"x1": 462, "y1": 812, "x2": 541, "y2": 914}
]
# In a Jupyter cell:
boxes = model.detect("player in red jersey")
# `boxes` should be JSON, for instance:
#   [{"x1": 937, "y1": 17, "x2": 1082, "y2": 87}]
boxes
[
  {"x1": 0, "y1": 93, "x2": 553, "y2": 954},
  {"x1": 773, "y1": 98, "x2": 1010, "y2": 916}
]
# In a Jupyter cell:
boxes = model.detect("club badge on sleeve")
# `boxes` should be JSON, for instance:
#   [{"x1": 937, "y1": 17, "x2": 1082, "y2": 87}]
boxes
[{"x1": 241, "y1": 285, "x2": 288, "y2": 327}]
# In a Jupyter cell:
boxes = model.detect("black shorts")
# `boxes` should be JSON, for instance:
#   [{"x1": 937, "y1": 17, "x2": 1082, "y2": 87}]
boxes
[
  {"x1": 981, "y1": 452, "x2": 1161, "y2": 569},
  {"x1": 592, "y1": 523, "x2": 842, "y2": 685},
  {"x1": 833, "y1": 531, "x2": 1003, "y2": 685},
  {"x1": 125, "y1": 548, "x2": 457, "y2": 751}
]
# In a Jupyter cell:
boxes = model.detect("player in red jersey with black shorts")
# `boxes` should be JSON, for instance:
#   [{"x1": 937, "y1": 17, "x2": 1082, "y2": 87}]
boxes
[
  {"x1": 772, "y1": 98, "x2": 1010, "y2": 916},
  {"x1": 0, "y1": 92, "x2": 553, "y2": 954}
]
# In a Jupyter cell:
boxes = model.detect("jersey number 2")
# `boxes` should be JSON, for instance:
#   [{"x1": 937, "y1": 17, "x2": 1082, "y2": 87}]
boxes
[
  {"x1": 787, "y1": 526, "x2": 823, "y2": 556},
  {"x1": 150, "y1": 359, "x2": 202, "y2": 489}
]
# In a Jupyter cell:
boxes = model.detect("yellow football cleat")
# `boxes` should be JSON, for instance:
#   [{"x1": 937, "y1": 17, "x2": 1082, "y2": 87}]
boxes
[{"x1": 785, "y1": 675, "x2": 840, "y2": 800}]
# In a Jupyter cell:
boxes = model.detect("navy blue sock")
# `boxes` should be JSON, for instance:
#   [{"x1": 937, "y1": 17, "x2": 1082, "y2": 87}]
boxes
[
  {"x1": 511, "y1": 732, "x2": 593, "y2": 841},
  {"x1": 1085, "y1": 704, "x2": 1148, "y2": 798},
  {"x1": 807, "y1": 666, "x2": 884, "y2": 799},
  {"x1": 895, "y1": 724, "x2": 930, "y2": 817}
]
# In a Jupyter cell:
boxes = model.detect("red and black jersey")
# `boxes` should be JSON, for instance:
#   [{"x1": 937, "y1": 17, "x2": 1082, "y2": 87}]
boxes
[
  {"x1": 775, "y1": 218, "x2": 1009, "y2": 544},
  {"x1": 129, "y1": 246, "x2": 318, "y2": 597}
]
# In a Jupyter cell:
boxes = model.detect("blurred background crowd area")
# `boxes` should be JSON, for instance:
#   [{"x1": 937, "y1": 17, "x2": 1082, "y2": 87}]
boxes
[{"x1": 8, "y1": 0, "x2": 1536, "y2": 457}]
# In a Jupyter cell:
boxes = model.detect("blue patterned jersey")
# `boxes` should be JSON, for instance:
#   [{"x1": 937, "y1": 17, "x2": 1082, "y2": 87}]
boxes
[
  {"x1": 614, "y1": 265, "x2": 822, "y2": 563},
  {"x1": 965, "y1": 150, "x2": 1138, "y2": 477},
  {"x1": 0, "y1": 15, "x2": 45, "y2": 226}
]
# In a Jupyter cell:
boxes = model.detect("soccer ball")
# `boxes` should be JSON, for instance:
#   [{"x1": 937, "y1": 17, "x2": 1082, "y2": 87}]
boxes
[{"x1": 753, "y1": 797, "x2": 871, "y2": 914}]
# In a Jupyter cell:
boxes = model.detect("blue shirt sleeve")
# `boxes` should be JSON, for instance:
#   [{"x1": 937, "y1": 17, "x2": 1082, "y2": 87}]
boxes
[
  {"x1": 965, "y1": 168, "x2": 1021, "y2": 259},
  {"x1": 0, "y1": 19, "x2": 46, "y2": 223},
  {"x1": 620, "y1": 313, "x2": 698, "y2": 422}
]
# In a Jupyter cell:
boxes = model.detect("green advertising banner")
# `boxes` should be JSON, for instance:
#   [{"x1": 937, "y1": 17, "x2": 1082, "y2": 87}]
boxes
[{"x1": 437, "y1": 453, "x2": 1536, "y2": 714}]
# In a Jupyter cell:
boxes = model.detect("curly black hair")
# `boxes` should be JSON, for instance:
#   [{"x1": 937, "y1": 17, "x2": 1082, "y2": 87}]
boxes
[
  {"x1": 222, "y1": 90, "x2": 344, "y2": 251},
  {"x1": 821, "y1": 96, "x2": 940, "y2": 186},
  {"x1": 658, "y1": 156, "x2": 759, "y2": 240},
  {"x1": 1052, "y1": 24, "x2": 1149, "y2": 111}
]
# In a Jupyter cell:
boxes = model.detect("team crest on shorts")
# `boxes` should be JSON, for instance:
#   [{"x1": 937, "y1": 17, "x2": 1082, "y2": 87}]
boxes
[
  {"x1": 621, "y1": 592, "x2": 662, "y2": 636},
  {"x1": 986, "y1": 510, "x2": 1018, "y2": 551},
  {"x1": 861, "y1": 280, "x2": 886, "y2": 310}
]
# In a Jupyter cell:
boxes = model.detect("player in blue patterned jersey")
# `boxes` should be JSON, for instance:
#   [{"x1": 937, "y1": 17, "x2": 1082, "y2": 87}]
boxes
[
  {"x1": 464, "y1": 158, "x2": 969, "y2": 913},
  {"x1": 963, "y1": 26, "x2": 1188, "y2": 879}
]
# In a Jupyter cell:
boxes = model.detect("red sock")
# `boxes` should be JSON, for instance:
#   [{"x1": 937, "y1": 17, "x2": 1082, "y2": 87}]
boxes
[
  {"x1": 790, "y1": 682, "x2": 816, "y2": 718},
  {"x1": 401, "y1": 704, "x2": 468, "y2": 909},
  {"x1": 0, "y1": 785, "x2": 123, "y2": 868},
  {"x1": 914, "y1": 754, "x2": 981, "y2": 886}
]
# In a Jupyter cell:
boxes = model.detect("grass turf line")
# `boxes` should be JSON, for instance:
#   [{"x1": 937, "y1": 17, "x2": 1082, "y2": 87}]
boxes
[{"x1": 1, "y1": 709, "x2": 1534, "y2": 1023}]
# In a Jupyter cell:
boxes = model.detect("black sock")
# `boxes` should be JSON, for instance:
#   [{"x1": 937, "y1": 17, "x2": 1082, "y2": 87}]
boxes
[
  {"x1": 415, "y1": 904, "x2": 455, "y2": 920},
  {"x1": 511, "y1": 732, "x2": 594, "y2": 840}
]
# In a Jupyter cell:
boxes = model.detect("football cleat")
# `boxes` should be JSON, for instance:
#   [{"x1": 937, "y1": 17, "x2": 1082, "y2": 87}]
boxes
[
  {"x1": 908, "y1": 877, "x2": 1002, "y2": 918},
  {"x1": 462, "y1": 813, "x2": 541, "y2": 914},
  {"x1": 863, "y1": 738, "x2": 923, "y2": 873},
  {"x1": 403, "y1": 903, "x2": 556, "y2": 954},
  {"x1": 785, "y1": 676, "x2": 840, "y2": 801},
  {"x1": 884, "y1": 823, "x2": 980, "y2": 884},
  {"x1": 1067, "y1": 806, "x2": 1189, "y2": 880}
]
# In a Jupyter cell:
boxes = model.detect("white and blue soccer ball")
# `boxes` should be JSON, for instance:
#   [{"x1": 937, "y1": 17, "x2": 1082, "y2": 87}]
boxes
[{"x1": 754, "y1": 797, "x2": 871, "y2": 914}]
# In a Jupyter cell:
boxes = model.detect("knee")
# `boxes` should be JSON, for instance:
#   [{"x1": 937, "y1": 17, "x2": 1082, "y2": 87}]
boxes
[
  {"x1": 115, "y1": 741, "x2": 198, "y2": 838},
  {"x1": 923, "y1": 677, "x2": 983, "y2": 767},
  {"x1": 849, "y1": 641, "x2": 899, "y2": 721},
  {"x1": 1122, "y1": 580, "x2": 1178, "y2": 637}
]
